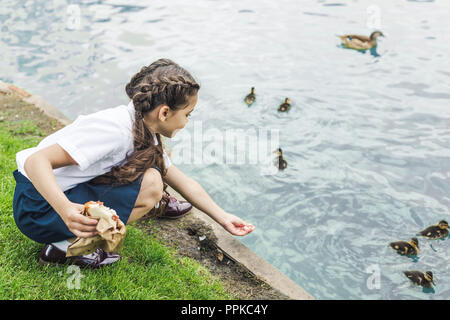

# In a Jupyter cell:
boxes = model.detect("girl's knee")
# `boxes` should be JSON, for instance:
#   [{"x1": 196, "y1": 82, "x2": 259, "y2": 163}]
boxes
[
  {"x1": 137, "y1": 168, "x2": 164, "y2": 208},
  {"x1": 145, "y1": 167, "x2": 163, "y2": 189}
]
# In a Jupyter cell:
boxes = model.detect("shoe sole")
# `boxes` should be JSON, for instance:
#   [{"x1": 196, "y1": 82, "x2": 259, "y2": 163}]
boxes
[
  {"x1": 40, "y1": 255, "x2": 121, "y2": 269},
  {"x1": 39, "y1": 257, "x2": 63, "y2": 267},
  {"x1": 157, "y1": 209, "x2": 193, "y2": 220},
  {"x1": 39, "y1": 257, "x2": 104, "y2": 269}
]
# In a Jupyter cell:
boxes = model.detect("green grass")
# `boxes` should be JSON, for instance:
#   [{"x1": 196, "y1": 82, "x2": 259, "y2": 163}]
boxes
[{"x1": 0, "y1": 121, "x2": 234, "y2": 300}]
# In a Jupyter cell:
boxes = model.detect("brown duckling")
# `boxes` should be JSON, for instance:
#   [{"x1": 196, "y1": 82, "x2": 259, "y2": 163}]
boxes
[
  {"x1": 338, "y1": 30, "x2": 384, "y2": 50},
  {"x1": 278, "y1": 98, "x2": 291, "y2": 112},
  {"x1": 403, "y1": 270, "x2": 435, "y2": 289},
  {"x1": 244, "y1": 87, "x2": 255, "y2": 106},
  {"x1": 389, "y1": 238, "x2": 419, "y2": 256},
  {"x1": 275, "y1": 148, "x2": 287, "y2": 170},
  {"x1": 419, "y1": 220, "x2": 449, "y2": 239}
]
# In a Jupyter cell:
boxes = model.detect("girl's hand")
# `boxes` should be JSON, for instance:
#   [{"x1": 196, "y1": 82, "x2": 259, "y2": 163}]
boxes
[
  {"x1": 220, "y1": 212, "x2": 255, "y2": 236},
  {"x1": 60, "y1": 202, "x2": 98, "y2": 238}
]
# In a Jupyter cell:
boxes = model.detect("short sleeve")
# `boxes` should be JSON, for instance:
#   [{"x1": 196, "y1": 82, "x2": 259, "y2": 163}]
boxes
[{"x1": 56, "y1": 115, "x2": 127, "y2": 171}]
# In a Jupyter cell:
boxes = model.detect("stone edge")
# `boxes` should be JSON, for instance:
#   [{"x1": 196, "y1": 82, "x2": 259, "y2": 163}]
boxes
[
  {"x1": 167, "y1": 188, "x2": 314, "y2": 300},
  {"x1": 0, "y1": 80, "x2": 72, "y2": 126}
]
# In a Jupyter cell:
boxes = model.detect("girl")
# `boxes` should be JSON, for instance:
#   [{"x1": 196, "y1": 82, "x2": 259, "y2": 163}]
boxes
[{"x1": 13, "y1": 58, "x2": 254, "y2": 268}]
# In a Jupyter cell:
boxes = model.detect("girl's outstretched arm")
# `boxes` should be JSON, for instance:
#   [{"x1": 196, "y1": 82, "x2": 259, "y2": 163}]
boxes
[{"x1": 165, "y1": 165, "x2": 255, "y2": 236}]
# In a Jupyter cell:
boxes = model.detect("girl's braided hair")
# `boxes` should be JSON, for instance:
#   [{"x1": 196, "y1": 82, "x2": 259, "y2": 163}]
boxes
[{"x1": 91, "y1": 58, "x2": 200, "y2": 185}]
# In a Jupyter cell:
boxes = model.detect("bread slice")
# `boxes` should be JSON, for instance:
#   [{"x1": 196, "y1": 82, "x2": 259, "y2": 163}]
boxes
[{"x1": 84, "y1": 201, "x2": 119, "y2": 226}]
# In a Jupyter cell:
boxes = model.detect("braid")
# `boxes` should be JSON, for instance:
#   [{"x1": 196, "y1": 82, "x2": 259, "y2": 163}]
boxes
[
  {"x1": 132, "y1": 84, "x2": 153, "y2": 115},
  {"x1": 130, "y1": 64, "x2": 199, "y2": 113},
  {"x1": 126, "y1": 59, "x2": 177, "y2": 99},
  {"x1": 91, "y1": 58, "x2": 199, "y2": 185}
]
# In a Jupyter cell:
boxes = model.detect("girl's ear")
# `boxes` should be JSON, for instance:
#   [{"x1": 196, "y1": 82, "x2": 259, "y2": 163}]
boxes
[{"x1": 159, "y1": 105, "x2": 170, "y2": 121}]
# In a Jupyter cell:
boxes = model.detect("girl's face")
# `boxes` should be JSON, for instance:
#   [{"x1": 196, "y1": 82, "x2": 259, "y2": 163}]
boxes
[{"x1": 158, "y1": 93, "x2": 198, "y2": 138}]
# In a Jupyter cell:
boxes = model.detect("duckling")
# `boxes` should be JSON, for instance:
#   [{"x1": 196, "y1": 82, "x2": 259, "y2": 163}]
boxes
[
  {"x1": 274, "y1": 148, "x2": 287, "y2": 170},
  {"x1": 389, "y1": 238, "x2": 419, "y2": 256},
  {"x1": 278, "y1": 98, "x2": 291, "y2": 112},
  {"x1": 419, "y1": 220, "x2": 449, "y2": 239},
  {"x1": 338, "y1": 31, "x2": 384, "y2": 50},
  {"x1": 403, "y1": 270, "x2": 435, "y2": 289},
  {"x1": 244, "y1": 87, "x2": 255, "y2": 106}
]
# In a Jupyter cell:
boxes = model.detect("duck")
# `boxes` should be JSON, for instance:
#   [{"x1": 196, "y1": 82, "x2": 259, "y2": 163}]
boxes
[
  {"x1": 244, "y1": 87, "x2": 255, "y2": 106},
  {"x1": 275, "y1": 148, "x2": 287, "y2": 170},
  {"x1": 338, "y1": 31, "x2": 384, "y2": 50},
  {"x1": 389, "y1": 238, "x2": 419, "y2": 256},
  {"x1": 403, "y1": 270, "x2": 435, "y2": 289},
  {"x1": 278, "y1": 98, "x2": 291, "y2": 112},
  {"x1": 419, "y1": 220, "x2": 449, "y2": 239}
]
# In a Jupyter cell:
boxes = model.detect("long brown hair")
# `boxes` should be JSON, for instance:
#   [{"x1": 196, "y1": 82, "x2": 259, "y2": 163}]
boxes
[{"x1": 92, "y1": 58, "x2": 200, "y2": 185}]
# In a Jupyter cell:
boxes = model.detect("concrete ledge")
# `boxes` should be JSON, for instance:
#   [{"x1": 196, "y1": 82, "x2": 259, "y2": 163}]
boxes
[
  {"x1": 0, "y1": 80, "x2": 72, "y2": 125},
  {"x1": 166, "y1": 188, "x2": 314, "y2": 300},
  {"x1": 1, "y1": 81, "x2": 314, "y2": 300}
]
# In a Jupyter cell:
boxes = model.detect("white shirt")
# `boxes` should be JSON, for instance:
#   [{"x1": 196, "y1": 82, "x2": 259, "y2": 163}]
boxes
[{"x1": 16, "y1": 101, "x2": 171, "y2": 191}]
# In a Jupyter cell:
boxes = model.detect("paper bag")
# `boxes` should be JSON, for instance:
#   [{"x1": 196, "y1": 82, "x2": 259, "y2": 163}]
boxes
[{"x1": 66, "y1": 206, "x2": 127, "y2": 257}]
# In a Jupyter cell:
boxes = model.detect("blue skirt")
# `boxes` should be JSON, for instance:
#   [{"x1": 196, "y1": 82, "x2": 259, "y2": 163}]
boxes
[{"x1": 12, "y1": 170, "x2": 144, "y2": 244}]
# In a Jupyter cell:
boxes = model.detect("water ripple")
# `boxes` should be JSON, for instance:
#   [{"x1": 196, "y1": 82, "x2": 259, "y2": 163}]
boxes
[{"x1": 2, "y1": 0, "x2": 450, "y2": 300}]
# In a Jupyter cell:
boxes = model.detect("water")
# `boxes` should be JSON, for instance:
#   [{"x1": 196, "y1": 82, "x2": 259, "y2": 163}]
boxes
[{"x1": 1, "y1": 0, "x2": 450, "y2": 299}]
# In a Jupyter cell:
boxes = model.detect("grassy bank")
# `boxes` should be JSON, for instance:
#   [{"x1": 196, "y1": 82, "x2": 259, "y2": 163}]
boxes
[{"x1": 0, "y1": 91, "x2": 234, "y2": 299}]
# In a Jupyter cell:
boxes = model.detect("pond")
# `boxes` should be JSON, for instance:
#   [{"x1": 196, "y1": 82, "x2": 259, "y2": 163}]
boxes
[{"x1": 1, "y1": 0, "x2": 450, "y2": 299}]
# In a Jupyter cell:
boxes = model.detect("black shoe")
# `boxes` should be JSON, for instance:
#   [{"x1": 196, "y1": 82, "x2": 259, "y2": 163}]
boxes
[
  {"x1": 39, "y1": 244, "x2": 121, "y2": 269},
  {"x1": 39, "y1": 243, "x2": 67, "y2": 265}
]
